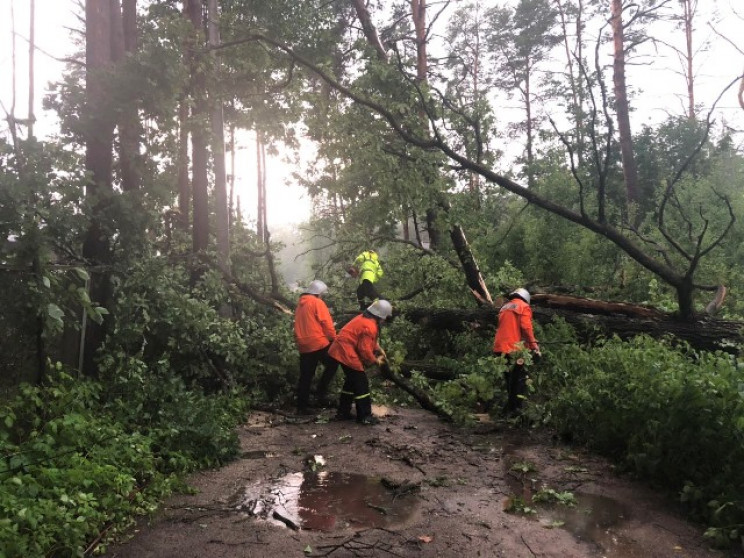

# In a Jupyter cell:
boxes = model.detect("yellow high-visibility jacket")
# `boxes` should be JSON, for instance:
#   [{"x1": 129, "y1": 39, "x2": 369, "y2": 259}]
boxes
[{"x1": 354, "y1": 251, "x2": 384, "y2": 284}]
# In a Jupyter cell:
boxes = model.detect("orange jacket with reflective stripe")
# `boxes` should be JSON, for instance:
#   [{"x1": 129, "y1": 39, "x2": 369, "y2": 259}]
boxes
[
  {"x1": 492, "y1": 297, "x2": 539, "y2": 354},
  {"x1": 328, "y1": 314, "x2": 379, "y2": 372},
  {"x1": 294, "y1": 294, "x2": 336, "y2": 354}
]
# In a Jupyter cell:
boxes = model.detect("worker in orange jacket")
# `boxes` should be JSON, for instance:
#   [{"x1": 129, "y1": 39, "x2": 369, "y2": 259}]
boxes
[
  {"x1": 294, "y1": 280, "x2": 338, "y2": 414},
  {"x1": 493, "y1": 288, "x2": 540, "y2": 416},
  {"x1": 328, "y1": 299, "x2": 393, "y2": 425}
]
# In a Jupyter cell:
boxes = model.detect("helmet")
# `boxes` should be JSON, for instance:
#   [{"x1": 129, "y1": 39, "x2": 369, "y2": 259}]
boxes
[
  {"x1": 305, "y1": 280, "x2": 328, "y2": 296},
  {"x1": 366, "y1": 299, "x2": 393, "y2": 320},
  {"x1": 509, "y1": 288, "x2": 530, "y2": 304}
]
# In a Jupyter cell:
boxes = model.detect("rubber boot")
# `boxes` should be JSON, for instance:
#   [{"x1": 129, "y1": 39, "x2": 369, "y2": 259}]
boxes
[
  {"x1": 336, "y1": 392, "x2": 354, "y2": 420},
  {"x1": 355, "y1": 395, "x2": 374, "y2": 424}
]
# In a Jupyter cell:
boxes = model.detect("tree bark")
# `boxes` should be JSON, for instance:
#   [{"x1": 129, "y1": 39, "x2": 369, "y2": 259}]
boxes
[
  {"x1": 379, "y1": 359, "x2": 453, "y2": 422},
  {"x1": 556, "y1": 0, "x2": 584, "y2": 166},
  {"x1": 411, "y1": 0, "x2": 428, "y2": 82},
  {"x1": 28, "y1": 0, "x2": 35, "y2": 138},
  {"x1": 82, "y1": 0, "x2": 116, "y2": 377},
  {"x1": 185, "y1": 0, "x2": 210, "y2": 263},
  {"x1": 228, "y1": 123, "x2": 235, "y2": 230},
  {"x1": 256, "y1": 129, "x2": 266, "y2": 242},
  {"x1": 118, "y1": 0, "x2": 141, "y2": 192},
  {"x1": 449, "y1": 224, "x2": 492, "y2": 305},
  {"x1": 402, "y1": 296, "x2": 744, "y2": 355},
  {"x1": 610, "y1": 0, "x2": 641, "y2": 208},
  {"x1": 351, "y1": 0, "x2": 387, "y2": 62},
  {"x1": 208, "y1": 0, "x2": 229, "y2": 269},
  {"x1": 524, "y1": 62, "x2": 534, "y2": 188},
  {"x1": 177, "y1": 97, "x2": 190, "y2": 225}
]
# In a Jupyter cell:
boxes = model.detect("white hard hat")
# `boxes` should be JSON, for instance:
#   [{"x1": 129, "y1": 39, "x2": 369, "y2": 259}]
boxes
[
  {"x1": 366, "y1": 299, "x2": 393, "y2": 320},
  {"x1": 509, "y1": 288, "x2": 530, "y2": 304},
  {"x1": 305, "y1": 280, "x2": 328, "y2": 296}
]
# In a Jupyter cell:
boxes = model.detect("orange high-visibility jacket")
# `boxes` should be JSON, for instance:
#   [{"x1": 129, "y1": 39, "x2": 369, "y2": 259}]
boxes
[
  {"x1": 492, "y1": 297, "x2": 539, "y2": 354},
  {"x1": 294, "y1": 294, "x2": 336, "y2": 354},
  {"x1": 328, "y1": 314, "x2": 379, "y2": 372}
]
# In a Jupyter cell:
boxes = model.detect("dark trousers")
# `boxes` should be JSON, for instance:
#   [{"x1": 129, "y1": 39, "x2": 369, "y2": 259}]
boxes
[
  {"x1": 337, "y1": 364, "x2": 372, "y2": 421},
  {"x1": 496, "y1": 353, "x2": 528, "y2": 414},
  {"x1": 357, "y1": 279, "x2": 381, "y2": 310},
  {"x1": 297, "y1": 346, "x2": 338, "y2": 410}
]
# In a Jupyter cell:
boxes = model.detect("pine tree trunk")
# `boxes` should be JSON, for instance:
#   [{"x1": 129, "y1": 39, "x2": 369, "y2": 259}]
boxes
[
  {"x1": 208, "y1": 0, "x2": 229, "y2": 269},
  {"x1": 610, "y1": 0, "x2": 640, "y2": 209},
  {"x1": 28, "y1": 0, "x2": 35, "y2": 138},
  {"x1": 177, "y1": 97, "x2": 190, "y2": 225},
  {"x1": 256, "y1": 129, "x2": 265, "y2": 242},
  {"x1": 82, "y1": 0, "x2": 116, "y2": 377},
  {"x1": 118, "y1": 0, "x2": 141, "y2": 191},
  {"x1": 186, "y1": 0, "x2": 210, "y2": 261}
]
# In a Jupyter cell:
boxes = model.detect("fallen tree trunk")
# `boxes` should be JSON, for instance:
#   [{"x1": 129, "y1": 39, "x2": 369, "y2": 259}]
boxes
[
  {"x1": 378, "y1": 360, "x2": 454, "y2": 422},
  {"x1": 400, "y1": 360, "x2": 457, "y2": 381},
  {"x1": 402, "y1": 296, "x2": 744, "y2": 355}
]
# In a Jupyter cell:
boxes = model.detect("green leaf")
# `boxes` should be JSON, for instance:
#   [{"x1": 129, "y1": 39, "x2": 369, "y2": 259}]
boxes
[
  {"x1": 47, "y1": 303, "x2": 65, "y2": 323},
  {"x1": 303, "y1": 545, "x2": 313, "y2": 554},
  {"x1": 74, "y1": 267, "x2": 90, "y2": 281},
  {"x1": 42, "y1": 276, "x2": 51, "y2": 288}
]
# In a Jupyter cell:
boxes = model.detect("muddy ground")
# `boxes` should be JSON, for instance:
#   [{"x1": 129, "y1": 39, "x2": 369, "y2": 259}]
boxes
[{"x1": 105, "y1": 406, "x2": 727, "y2": 558}]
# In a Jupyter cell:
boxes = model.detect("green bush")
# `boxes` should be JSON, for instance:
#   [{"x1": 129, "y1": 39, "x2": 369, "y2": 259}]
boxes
[
  {"x1": 0, "y1": 368, "x2": 249, "y2": 557},
  {"x1": 542, "y1": 335, "x2": 744, "y2": 542}
]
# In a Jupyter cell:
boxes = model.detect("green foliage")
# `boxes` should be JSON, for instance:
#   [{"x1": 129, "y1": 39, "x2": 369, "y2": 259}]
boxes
[
  {"x1": 0, "y1": 372, "x2": 170, "y2": 556},
  {"x1": 542, "y1": 334, "x2": 744, "y2": 539},
  {"x1": 0, "y1": 364, "x2": 250, "y2": 556},
  {"x1": 533, "y1": 487, "x2": 577, "y2": 507},
  {"x1": 504, "y1": 496, "x2": 538, "y2": 515}
]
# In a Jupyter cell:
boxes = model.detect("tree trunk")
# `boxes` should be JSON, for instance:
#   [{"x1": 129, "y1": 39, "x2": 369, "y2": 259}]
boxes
[
  {"x1": 524, "y1": 62, "x2": 534, "y2": 188},
  {"x1": 556, "y1": 0, "x2": 584, "y2": 166},
  {"x1": 82, "y1": 0, "x2": 116, "y2": 377},
  {"x1": 402, "y1": 295, "x2": 743, "y2": 355},
  {"x1": 208, "y1": 0, "x2": 229, "y2": 269},
  {"x1": 229, "y1": 123, "x2": 235, "y2": 230},
  {"x1": 411, "y1": 0, "x2": 428, "y2": 81},
  {"x1": 610, "y1": 0, "x2": 640, "y2": 209},
  {"x1": 425, "y1": 207, "x2": 441, "y2": 250},
  {"x1": 450, "y1": 224, "x2": 492, "y2": 305},
  {"x1": 186, "y1": 0, "x2": 210, "y2": 262},
  {"x1": 351, "y1": 0, "x2": 387, "y2": 62},
  {"x1": 177, "y1": 97, "x2": 190, "y2": 225},
  {"x1": 118, "y1": 0, "x2": 141, "y2": 191},
  {"x1": 256, "y1": 129, "x2": 266, "y2": 242},
  {"x1": 681, "y1": 0, "x2": 696, "y2": 119},
  {"x1": 379, "y1": 359, "x2": 453, "y2": 422},
  {"x1": 28, "y1": 0, "x2": 35, "y2": 138}
]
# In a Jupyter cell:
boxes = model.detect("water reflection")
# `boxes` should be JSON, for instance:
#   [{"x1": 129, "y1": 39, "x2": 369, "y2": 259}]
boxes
[
  {"x1": 541, "y1": 493, "x2": 643, "y2": 557},
  {"x1": 236, "y1": 472, "x2": 419, "y2": 531},
  {"x1": 502, "y1": 456, "x2": 646, "y2": 557}
]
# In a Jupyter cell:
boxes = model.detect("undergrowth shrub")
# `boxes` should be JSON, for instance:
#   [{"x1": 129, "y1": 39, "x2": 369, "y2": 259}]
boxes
[
  {"x1": 542, "y1": 334, "x2": 744, "y2": 544},
  {"x1": 0, "y1": 367, "x2": 249, "y2": 557},
  {"x1": 105, "y1": 257, "x2": 297, "y2": 404}
]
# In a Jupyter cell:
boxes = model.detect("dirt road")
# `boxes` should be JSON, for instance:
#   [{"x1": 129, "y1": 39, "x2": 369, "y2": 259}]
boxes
[{"x1": 105, "y1": 406, "x2": 722, "y2": 558}]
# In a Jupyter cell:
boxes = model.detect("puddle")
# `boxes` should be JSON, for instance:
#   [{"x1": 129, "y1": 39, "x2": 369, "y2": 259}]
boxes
[
  {"x1": 245, "y1": 412, "x2": 275, "y2": 428},
  {"x1": 234, "y1": 472, "x2": 419, "y2": 531},
  {"x1": 241, "y1": 450, "x2": 277, "y2": 459},
  {"x1": 503, "y1": 457, "x2": 645, "y2": 557},
  {"x1": 540, "y1": 493, "x2": 645, "y2": 557}
]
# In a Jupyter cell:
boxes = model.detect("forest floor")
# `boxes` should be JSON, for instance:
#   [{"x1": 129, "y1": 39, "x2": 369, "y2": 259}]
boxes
[{"x1": 105, "y1": 405, "x2": 730, "y2": 558}]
